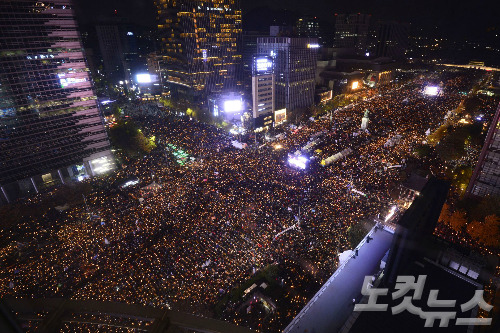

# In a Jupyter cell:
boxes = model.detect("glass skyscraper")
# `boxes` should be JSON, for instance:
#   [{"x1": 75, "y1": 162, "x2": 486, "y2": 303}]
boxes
[
  {"x1": 257, "y1": 37, "x2": 317, "y2": 112},
  {"x1": 0, "y1": 0, "x2": 115, "y2": 203},
  {"x1": 155, "y1": 0, "x2": 242, "y2": 99}
]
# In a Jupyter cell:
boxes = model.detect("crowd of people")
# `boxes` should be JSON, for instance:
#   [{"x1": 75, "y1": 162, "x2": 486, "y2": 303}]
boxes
[{"x1": 0, "y1": 69, "x2": 486, "y2": 331}]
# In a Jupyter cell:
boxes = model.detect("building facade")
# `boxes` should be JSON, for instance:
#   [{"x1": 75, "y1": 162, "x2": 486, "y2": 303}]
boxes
[
  {"x1": 155, "y1": 0, "x2": 242, "y2": 99},
  {"x1": 257, "y1": 37, "x2": 317, "y2": 112},
  {"x1": 466, "y1": 102, "x2": 500, "y2": 197},
  {"x1": 373, "y1": 21, "x2": 409, "y2": 60},
  {"x1": 296, "y1": 17, "x2": 321, "y2": 44},
  {"x1": 0, "y1": 0, "x2": 115, "y2": 203},
  {"x1": 334, "y1": 13, "x2": 370, "y2": 55},
  {"x1": 251, "y1": 56, "x2": 275, "y2": 128},
  {"x1": 96, "y1": 25, "x2": 127, "y2": 84},
  {"x1": 242, "y1": 31, "x2": 267, "y2": 94}
]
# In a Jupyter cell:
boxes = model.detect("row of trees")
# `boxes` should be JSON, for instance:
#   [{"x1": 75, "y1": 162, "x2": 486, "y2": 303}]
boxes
[
  {"x1": 439, "y1": 203, "x2": 500, "y2": 248},
  {"x1": 108, "y1": 118, "x2": 156, "y2": 158}
]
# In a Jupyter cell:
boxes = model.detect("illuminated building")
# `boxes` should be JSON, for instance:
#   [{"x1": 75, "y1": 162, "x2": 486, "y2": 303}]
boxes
[
  {"x1": 155, "y1": 0, "x2": 242, "y2": 99},
  {"x1": 242, "y1": 31, "x2": 267, "y2": 93},
  {"x1": 466, "y1": 102, "x2": 500, "y2": 197},
  {"x1": 0, "y1": 0, "x2": 115, "y2": 204},
  {"x1": 334, "y1": 13, "x2": 370, "y2": 55},
  {"x1": 296, "y1": 16, "x2": 322, "y2": 44},
  {"x1": 257, "y1": 37, "x2": 317, "y2": 112},
  {"x1": 252, "y1": 55, "x2": 275, "y2": 128}
]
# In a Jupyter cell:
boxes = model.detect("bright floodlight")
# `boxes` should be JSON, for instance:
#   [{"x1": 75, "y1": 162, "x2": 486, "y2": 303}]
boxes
[
  {"x1": 136, "y1": 73, "x2": 152, "y2": 83},
  {"x1": 424, "y1": 86, "x2": 439, "y2": 96},
  {"x1": 288, "y1": 155, "x2": 308, "y2": 169},
  {"x1": 223, "y1": 99, "x2": 243, "y2": 113},
  {"x1": 351, "y1": 81, "x2": 359, "y2": 90}
]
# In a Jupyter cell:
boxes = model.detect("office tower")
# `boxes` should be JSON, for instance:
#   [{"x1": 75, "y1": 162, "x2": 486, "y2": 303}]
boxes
[
  {"x1": 373, "y1": 21, "x2": 409, "y2": 60},
  {"x1": 466, "y1": 103, "x2": 500, "y2": 197},
  {"x1": 96, "y1": 25, "x2": 127, "y2": 84},
  {"x1": 296, "y1": 16, "x2": 321, "y2": 44},
  {"x1": 251, "y1": 56, "x2": 275, "y2": 128},
  {"x1": 334, "y1": 13, "x2": 370, "y2": 54},
  {"x1": 242, "y1": 31, "x2": 268, "y2": 93},
  {"x1": 0, "y1": 0, "x2": 115, "y2": 203},
  {"x1": 155, "y1": 0, "x2": 242, "y2": 99},
  {"x1": 257, "y1": 37, "x2": 317, "y2": 112}
]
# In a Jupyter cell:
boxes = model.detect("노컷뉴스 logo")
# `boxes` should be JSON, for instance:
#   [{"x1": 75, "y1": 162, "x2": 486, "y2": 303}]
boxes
[{"x1": 354, "y1": 275, "x2": 493, "y2": 327}]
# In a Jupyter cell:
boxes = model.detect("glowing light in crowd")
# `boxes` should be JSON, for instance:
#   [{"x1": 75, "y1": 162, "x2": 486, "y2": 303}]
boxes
[
  {"x1": 424, "y1": 86, "x2": 439, "y2": 96},
  {"x1": 122, "y1": 179, "x2": 139, "y2": 188},
  {"x1": 288, "y1": 155, "x2": 308, "y2": 169},
  {"x1": 223, "y1": 99, "x2": 243, "y2": 113},
  {"x1": 136, "y1": 74, "x2": 152, "y2": 83},
  {"x1": 385, "y1": 205, "x2": 397, "y2": 222},
  {"x1": 351, "y1": 81, "x2": 359, "y2": 90},
  {"x1": 274, "y1": 144, "x2": 283, "y2": 150},
  {"x1": 100, "y1": 100, "x2": 115, "y2": 105}
]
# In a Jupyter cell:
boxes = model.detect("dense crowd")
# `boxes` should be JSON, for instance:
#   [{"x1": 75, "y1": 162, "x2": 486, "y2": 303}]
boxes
[{"x1": 0, "y1": 69, "x2": 485, "y2": 331}]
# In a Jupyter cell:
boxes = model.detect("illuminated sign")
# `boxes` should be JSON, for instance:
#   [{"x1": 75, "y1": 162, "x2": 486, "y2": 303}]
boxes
[
  {"x1": 136, "y1": 73, "x2": 152, "y2": 83},
  {"x1": 351, "y1": 81, "x2": 359, "y2": 90},
  {"x1": 59, "y1": 77, "x2": 87, "y2": 88},
  {"x1": 202, "y1": 49, "x2": 207, "y2": 62},
  {"x1": 307, "y1": 43, "x2": 320, "y2": 48},
  {"x1": 223, "y1": 99, "x2": 243, "y2": 113},
  {"x1": 255, "y1": 57, "x2": 272, "y2": 72},
  {"x1": 274, "y1": 108, "x2": 287, "y2": 125},
  {"x1": 424, "y1": 86, "x2": 439, "y2": 96}
]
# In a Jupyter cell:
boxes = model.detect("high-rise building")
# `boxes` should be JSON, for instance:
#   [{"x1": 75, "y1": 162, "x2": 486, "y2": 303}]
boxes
[
  {"x1": 257, "y1": 37, "x2": 317, "y2": 112},
  {"x1": 251, "y1": 55, "x2": 275, "y2": 128},
  {"x1": 242, "y1": 31, "x2": 268, "y2": 93},
  {"x1": 296, "y1": 16, "x2": 321, "y2": 44},
  {"x1": 466, "y1": 102, "x2": 500, "y2": 197},
  {"x1": 373, "y1": 21, "x2": 409, "y2": 60},
  {"x1": 96, "y1": 25, "x2": 127, "y2": 84},
  {"x1": 334, "y1": 13, "x2": 370, "y2": 54},
  {"x1": 0, "y1": 0, "x2": 115, "y2": 203},
  {"x1": 155, "y1": 0, "x2": 242, "y2": 99}
]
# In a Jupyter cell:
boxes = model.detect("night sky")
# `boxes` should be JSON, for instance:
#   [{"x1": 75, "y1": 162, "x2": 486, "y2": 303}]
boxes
[{"x1": 74, "y1": 0, "x2": 499, "y2": 41}]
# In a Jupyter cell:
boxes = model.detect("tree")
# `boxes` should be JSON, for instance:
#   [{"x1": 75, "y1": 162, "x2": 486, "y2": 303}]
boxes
[
  {"x1": 109, "y1": 120, "x2": 155, "y2": 157},
  {"x1": 448, "y1": 210, "x2": 467, "y2": 232},
  {"x1": 481, "y1": 215, "x2": 500, "y2": 247},
  {"x1": 466, "y1": 220, "x2": 482, "y2": 240},
  {"x1": 467, "y1": 215, "x2": 500, "y2": 248},
  {"x1": 438, "y1": 203, "x2": 451, "y2": 225},
  {"x1": 466, "y1": 196, "x2": 500, "y2": 222},
  {"x1": 414, "y1": 144, "x2": 432, "y2": 158}
]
